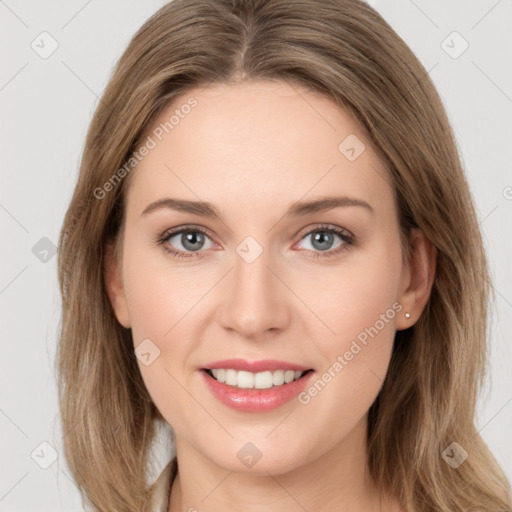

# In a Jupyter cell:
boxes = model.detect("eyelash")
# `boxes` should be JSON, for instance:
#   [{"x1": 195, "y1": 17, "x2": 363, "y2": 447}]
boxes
[{"x1": 156, "y1": 223, "x2": 355, "y2": 260}]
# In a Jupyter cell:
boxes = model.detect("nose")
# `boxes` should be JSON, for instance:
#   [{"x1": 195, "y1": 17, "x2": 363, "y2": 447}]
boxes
[{"x1": 218, "y1": 245, "x2": 291, "y2": 340}]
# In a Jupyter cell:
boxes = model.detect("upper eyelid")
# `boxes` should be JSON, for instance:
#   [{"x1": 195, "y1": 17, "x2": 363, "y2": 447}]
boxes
[{"x1": 296, "y1": 223, "x2": 352, "y2": 238}]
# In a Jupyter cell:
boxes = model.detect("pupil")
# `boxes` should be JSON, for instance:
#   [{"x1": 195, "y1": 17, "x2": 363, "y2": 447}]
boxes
[
  {"x1": 183, "y1": 231, "x2": 203, "y2": 251},
  {"x1": 313, "y1": 231, "x2": 332, "y2": 251}
]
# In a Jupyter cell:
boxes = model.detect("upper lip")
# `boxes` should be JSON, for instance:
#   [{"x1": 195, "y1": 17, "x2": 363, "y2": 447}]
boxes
[{"x1": 202, "y1": 358, "x2": 311, "y2": 372}]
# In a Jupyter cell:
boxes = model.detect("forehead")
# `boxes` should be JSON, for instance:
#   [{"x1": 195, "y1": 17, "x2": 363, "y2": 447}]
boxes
[{"x1": 126, "y1": 80, "x2": 394, "y2": 220}]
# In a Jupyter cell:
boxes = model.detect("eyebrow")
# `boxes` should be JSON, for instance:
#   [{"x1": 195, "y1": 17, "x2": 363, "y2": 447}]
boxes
[{"x1": 140, "y1": 195, "x2": 374, "y2": 221}]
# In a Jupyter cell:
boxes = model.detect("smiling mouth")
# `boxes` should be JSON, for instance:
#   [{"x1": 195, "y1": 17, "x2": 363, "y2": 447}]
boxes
[{"x1": 203, "y1": 368, "x2": 314, "y2": 390}]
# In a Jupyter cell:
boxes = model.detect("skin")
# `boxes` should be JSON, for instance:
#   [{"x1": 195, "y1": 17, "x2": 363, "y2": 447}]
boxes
[{"x1": 106, "y1": 80, "x2": 436, "y2": 511}]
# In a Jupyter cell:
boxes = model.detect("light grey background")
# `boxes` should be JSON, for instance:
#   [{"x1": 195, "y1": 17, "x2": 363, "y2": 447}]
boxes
[{"x1": 1, "y1": 1, "x2": 511, "y2": 510}]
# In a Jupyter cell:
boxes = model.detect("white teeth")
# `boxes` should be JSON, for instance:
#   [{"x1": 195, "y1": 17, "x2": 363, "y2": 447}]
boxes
[
  {"x1": 254, "y1": 371, "x2": 273, "y2": 389},
  {"x1": 225, "y1": 369, "x2": 237, "y2": 386},
  {"x1": 237, "y1": 371, "x2": 254, "y2": 389},
  {"x1": 284, "y1": 370, "x2": 295, "y2": 384},
  {"x1": 272, "y1": 370, "x2": 285, "y2": 386},
  {"x1": 216, "y1": 369, "x2": 225, "y2": 382},
  {"x1": 208, "y1": 368, "x2": 305, "y2": 389}
]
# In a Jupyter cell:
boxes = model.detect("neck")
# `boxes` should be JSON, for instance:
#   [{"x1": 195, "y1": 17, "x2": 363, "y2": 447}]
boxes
[{"x1": 168, "y1": 415, "x2": 399, "y2": 512}]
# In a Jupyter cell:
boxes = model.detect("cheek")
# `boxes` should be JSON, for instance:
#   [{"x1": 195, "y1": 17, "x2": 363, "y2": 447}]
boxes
[
  {"x1": 297, "y1": 242, "x2": 402, "y2": 437},
  {"x1": 122, "y1": 241, "x2": 205, "y2": 342},
  {"x1": 122, "y1": 242, "x2": 215, "y2": 429},
  {"x1": 308, "y1": 232, "x2": 403, "y2": 348}
]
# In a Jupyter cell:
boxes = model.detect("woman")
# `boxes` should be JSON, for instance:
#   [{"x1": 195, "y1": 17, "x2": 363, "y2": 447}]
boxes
[{"x1": 56, "y1": 0, "x2": 512, "y2": 511}]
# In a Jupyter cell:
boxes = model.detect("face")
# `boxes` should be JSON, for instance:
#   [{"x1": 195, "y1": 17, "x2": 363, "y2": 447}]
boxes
[{"x1": 107, "y1": 80, "x2": 420, "y2": 475}]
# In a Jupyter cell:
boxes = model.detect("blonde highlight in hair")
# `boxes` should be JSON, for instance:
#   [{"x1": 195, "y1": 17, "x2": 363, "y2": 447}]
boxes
[{"x1": 57, "y1": 0, "x2": 511, "y2": 510}]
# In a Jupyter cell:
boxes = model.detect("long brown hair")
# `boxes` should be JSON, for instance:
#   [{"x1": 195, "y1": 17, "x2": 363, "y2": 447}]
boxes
[{"x1": 56, "y1": 0, "x2": 511, "y2": 510}]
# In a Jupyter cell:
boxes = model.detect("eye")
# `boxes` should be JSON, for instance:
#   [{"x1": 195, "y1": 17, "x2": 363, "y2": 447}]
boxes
[
  {"x1": 156, "y1": 223, "x2": 355, "y2": 260},
  {"x1": 295, "y1": 224, "x2": 354, "y2": 259},
  {"x1": 157, "y1": 226, "x2": 215, "y2": 259}
]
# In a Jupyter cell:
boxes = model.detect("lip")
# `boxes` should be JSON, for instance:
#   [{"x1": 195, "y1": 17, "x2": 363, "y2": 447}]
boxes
[
  {"x1": 203, "y1": 358, "x2": 311, "y2": 373},
  {"x1": 200, "y1": 366, "x2": 315, "y2": 413}
]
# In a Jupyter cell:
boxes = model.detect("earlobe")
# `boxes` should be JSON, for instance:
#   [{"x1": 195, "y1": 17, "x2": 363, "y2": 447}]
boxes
[
  {"x1": 396, "y1": 228, "x2": 437, "y2": 330},
  {"x1": 104, "y1": 242, "x2": 131, "y2": 329}
]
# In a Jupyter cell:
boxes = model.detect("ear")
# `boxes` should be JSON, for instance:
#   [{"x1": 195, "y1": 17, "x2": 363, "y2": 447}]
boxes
[
  {"x1": 395, "y1": 228, "x2": 437, "y2": 330},
  {"x1": 104, "y1": 242, "x2": 131, "y2": 328}
]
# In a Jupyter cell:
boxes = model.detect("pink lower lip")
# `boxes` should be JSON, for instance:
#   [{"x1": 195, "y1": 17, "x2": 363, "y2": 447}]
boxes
[{"x1": 201, "y1": 370, "x2": 315, "y2": 412}]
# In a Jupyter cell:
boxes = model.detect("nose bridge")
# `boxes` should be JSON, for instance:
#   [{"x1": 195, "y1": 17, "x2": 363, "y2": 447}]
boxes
[{"x1": 219, "y1": 238, "x2": 289, "y2": 337}]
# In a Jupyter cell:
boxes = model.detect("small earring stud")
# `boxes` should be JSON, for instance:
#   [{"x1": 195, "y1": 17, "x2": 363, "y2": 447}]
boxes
[{"x1": 405, "y1": 312, "x2": 411, "y2": 319}]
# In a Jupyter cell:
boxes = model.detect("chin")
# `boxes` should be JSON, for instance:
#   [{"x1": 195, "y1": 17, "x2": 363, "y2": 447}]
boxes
[{"x1": 198, "y1": 437, "x2": 310, "y2": 476}]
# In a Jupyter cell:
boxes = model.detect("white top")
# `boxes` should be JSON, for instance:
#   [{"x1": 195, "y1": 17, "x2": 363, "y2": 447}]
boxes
[{"x1": 148, "y1": 458, "x2": 176, "y2": 512}]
